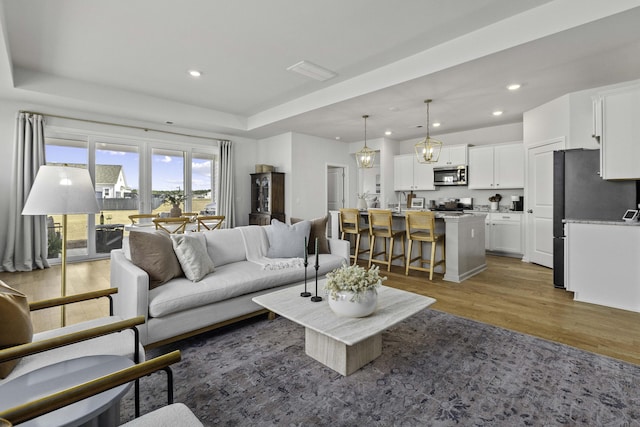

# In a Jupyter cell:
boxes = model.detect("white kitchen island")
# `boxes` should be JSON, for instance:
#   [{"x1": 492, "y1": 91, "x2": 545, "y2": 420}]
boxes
[
  {"x1": 329, "y1": 210, "x2": 487, "y2": 283},
  {"x1": 565, "y1": 220, "x2": 640, "y2": 312}
]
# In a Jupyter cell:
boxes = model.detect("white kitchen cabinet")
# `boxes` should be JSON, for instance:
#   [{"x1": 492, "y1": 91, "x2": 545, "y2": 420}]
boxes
[
  {"x1": 472, "y1": 212, "x2": 522, "y2": 255},
  {"x1": 468, "y1": 146, "x2": 494, "y2": 188},
  {"x1": 434, "y1": 145, "x2": 468, "y2": 167},
  {"x1": 489, "y1": 213, "x2": 522, "y2": 254},
  {"x1": 593, "y1": 85, "x2": 640, "y2": 180},
  {"x1": 393, "y1": 154, "x2": 435, "y2": 191},
  {"x1": 565, "y1": 222, "x2": 640, "y2": 312},
  {"x1": 468, "y1": 143, "x2": 524, "y2": 189}
]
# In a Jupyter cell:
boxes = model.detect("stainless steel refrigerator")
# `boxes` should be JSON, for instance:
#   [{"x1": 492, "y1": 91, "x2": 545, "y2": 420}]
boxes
[{"x1": 553, "y1": 149, "x2": 639, "y2": 288}]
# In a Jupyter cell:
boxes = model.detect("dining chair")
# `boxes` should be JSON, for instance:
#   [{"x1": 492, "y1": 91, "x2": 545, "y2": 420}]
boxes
[
  {"x1": 196, "y1": 215, "x2": 225, "y2": 231},
  {"x1": 128, "y1": 214, "x2": 159, "y2": 227},
  {"x1": 152, "y1": 217, "x2": 189, "y2": 234}
]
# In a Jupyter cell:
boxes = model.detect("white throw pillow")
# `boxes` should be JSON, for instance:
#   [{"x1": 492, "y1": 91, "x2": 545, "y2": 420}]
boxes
[
  {"x1": 265, "y1": 219, "x2": 310, "y2": 258},
  {"x1": 170, "y1": 233, "x2": 216, "y2": 282}
]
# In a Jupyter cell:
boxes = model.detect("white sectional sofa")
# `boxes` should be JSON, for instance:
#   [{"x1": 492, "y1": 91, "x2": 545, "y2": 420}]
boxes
[{"x1": 110, "y1": 225, "x2": 349, "y2": 347}]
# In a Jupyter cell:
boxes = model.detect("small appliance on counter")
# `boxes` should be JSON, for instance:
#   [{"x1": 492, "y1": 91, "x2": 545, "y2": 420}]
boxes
[{"x1": 510, "y1": 196, "x2": 524, "y2": 211}]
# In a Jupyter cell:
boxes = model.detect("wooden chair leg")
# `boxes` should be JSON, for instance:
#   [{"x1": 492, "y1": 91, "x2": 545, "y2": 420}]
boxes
[
  {"x1": 405, "y1": 239, "x2": 413, "y2": 275},
  {"x1": 429, "y1": 241, "x2": 437, "y2": 280},
  {"x1": 387, "y1": 237, "x2": 394, "y2": 271},
  {"x1": 354, "y1": 233, "x2": 361, "y2": 265},
  {"x1": 368, "y1": 235, "x2": 375, "y2": 268}
]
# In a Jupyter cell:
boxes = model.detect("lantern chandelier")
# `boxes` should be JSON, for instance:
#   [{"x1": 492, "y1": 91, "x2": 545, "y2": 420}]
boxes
[
  {"x1": 355, "y1": 114, "x2": 375, "y2": 169},
  {"x1": 414, "y1": 99, "x2": 443, "y2": 164}
]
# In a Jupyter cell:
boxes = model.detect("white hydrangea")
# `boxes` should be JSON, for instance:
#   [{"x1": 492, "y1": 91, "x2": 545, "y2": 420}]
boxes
[{"x1": 325, "y1": 264, "x2": 387, "y2": 301}]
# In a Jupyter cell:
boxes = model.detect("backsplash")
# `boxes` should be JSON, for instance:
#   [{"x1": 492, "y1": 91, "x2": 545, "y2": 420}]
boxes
[{"x1": 391, "y1": 187, "x2": 524, "y2": 211}]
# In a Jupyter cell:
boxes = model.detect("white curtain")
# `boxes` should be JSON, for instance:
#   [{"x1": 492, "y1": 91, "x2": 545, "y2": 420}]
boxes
[
  {"x1": 2, "y1": 112, "x2": 49, "y2": 271},
  {"x1": 218, "y1": 140, "x2": 235, "y2": 228}
]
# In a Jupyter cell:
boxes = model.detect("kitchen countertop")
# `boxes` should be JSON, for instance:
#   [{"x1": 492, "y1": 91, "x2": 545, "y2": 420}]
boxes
[{"x1": 563, "y1": 219, "x2": 640, "y2": 226}]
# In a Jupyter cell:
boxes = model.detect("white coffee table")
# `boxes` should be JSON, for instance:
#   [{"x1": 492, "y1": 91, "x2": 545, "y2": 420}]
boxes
[
  {"x1": 253, "y1": 280, "x2": 436, "y2": 375},
  {"x1": 0, "y1": 355, "x2": 134, "y2": 426}
]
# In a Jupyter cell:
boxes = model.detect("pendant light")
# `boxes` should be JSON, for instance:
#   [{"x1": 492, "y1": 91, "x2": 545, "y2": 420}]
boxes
[
  {"x1": 414, "y1": 99, "x2": 443, "y2": 164},
  {"x1": 355, "y1": 115, "x2": 375, "y2": 169}
]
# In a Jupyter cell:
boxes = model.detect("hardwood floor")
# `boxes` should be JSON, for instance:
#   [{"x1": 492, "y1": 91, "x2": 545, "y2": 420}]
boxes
[{"x1": 2, "y1": 255, "x2": 639, "y2": 365}]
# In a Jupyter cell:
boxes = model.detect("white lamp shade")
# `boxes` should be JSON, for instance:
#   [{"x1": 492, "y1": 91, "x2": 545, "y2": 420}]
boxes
[{"x1": 22, "y1": 165, "x2": 100, "y2": 215}]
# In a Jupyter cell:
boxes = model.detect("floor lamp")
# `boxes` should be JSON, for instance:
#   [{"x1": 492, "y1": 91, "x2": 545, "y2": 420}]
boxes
[{"x1": 22, "y1": 165, "x2": 100, "y2": 326}]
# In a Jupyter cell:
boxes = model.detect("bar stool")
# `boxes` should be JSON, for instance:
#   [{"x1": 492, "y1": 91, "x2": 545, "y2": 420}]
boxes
[
  {"x1": 405, "y1": 211, "x2": 445, "y2": 280},
  {"x1": 368, "y1": 209, "x2": 405, "y2": 272},
  {"x1": 339, "y1": 208, "x2": 370, "y2": 265}
]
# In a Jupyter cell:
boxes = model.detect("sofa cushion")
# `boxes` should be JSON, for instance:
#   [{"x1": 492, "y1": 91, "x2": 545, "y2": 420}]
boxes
[
  {"x1": 129, "y1": 230, "x2": 183, "y2": 289},
  {"x1": 148, "y1": 253, "x2": 345, "y2": 318},
  {"x1": 0, "y1": 280, "x2": 33, "y2": 379},
  {"x1": 291, "y1": 215, "x2": 329, "y2": 254},
  {"x1": 170, "y1": 233, "x2": 216, "y2": 282},
  {"x1": 202, "y1": 228, "x2": 246, "y2": 267},
  {"x1": 265, "y1": 219, "x2": 310, "y2": 258}
]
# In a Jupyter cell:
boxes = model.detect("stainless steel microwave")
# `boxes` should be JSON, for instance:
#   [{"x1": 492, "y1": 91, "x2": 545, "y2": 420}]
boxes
[{"x1": 434, "y1": 165, "x2": 467, "y2": 186}]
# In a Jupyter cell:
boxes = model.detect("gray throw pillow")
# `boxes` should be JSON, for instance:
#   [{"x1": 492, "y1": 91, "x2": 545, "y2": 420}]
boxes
[
  {"x1": 291, "y1": 215, "x2": 329, "y2": 254},
  {"x1": 170, "y1": 233, "x2": 216, "y2": 282},
  {"x1": 266, "y1": 219, "x2": 311, "y2": 258}
]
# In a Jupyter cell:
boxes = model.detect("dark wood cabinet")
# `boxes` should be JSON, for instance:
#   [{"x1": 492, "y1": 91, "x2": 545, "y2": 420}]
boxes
[{"x1": 249, "y1": 172, "x2": 285, "y2": 225}]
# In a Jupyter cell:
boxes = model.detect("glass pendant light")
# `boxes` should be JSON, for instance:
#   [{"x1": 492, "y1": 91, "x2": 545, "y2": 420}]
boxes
[
  {"x1": 355, "y1": 115, "x2": 375, "y2": 168},
  {"x1": 414, "y1": 99, "x2": 443, "y2": 164}
]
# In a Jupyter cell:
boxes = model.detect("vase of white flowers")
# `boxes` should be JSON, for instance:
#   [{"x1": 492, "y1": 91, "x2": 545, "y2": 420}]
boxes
[
  {"x1": 163, "y1": 192, "x2": 187, "y2": 217},
  {"x1": 325, "y1": 264, "x2": 386, "y2": 317}
]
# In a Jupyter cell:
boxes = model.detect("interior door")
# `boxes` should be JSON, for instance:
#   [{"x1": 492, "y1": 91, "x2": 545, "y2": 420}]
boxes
[
  {"x1": 327, "y1": 166, "x2": 344, "y2": 211},
  {"x1": 327, "y1": 166, "x2": 345, "y2": 238},
  {"x1": 526, "y1": 139, "x2": 564, "y2": 267}
]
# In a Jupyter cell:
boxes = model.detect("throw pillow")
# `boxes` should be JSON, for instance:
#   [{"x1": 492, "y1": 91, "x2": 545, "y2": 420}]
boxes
[
  {"x1": 0, "y1": 280, "x2": 33, "y2": 379},
  {"x1": 129, "y1": 230, "x2": 183, "y2": 289},
  {"x1": 170, "y1": 233, "x2": 216, "y2": 282},
  {"x1": 265, "y1": 219, "x2": 311, "y2": 258},
  {"x1": 291, "y1": 215, "x2": 330, "y2": 254}
]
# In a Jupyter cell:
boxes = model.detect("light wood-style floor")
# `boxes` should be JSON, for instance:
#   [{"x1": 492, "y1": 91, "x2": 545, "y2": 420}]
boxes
[{"x1": 2, "y1": 255, "x2": 639, "y2": 365}]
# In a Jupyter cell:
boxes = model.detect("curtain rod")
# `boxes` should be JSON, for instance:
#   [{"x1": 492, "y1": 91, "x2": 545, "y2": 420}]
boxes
[{"x1": 19, "y1": 110, "x2": 225, "y2": 142}]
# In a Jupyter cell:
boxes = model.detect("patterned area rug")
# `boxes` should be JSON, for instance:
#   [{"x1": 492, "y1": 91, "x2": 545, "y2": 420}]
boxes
[{"x1": 120, "y1": 310, "x2": 640, "y2": 426}]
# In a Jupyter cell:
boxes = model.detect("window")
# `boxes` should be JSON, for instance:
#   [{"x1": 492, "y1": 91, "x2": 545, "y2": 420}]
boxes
[
  {"x1": 152, "y1": 148, "x2": 185, "y2": 215},
  {"x1": 44, "y1": 130, "x2": 218, "y2": 262},
  {"x1": 45, "y1": 138, "x2": 90, "y2": 259}
]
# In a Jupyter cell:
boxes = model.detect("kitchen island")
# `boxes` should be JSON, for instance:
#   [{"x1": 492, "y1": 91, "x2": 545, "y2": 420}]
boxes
[{"x1": 329, "y1": 210, "x2": 486, "y2": 282}]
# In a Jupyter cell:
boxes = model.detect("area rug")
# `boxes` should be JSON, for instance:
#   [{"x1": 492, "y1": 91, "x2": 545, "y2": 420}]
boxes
[{"x1": 119, "y1": 310, "x2": 640, "y2": 426}]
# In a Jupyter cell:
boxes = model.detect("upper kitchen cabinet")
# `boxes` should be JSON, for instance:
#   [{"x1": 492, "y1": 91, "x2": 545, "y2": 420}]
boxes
[
  {"x1": 394, "y1": 154, "x2": 435, "y2": 191},
  {"x1": 592, "y1": 84, "x2": 640, "y2": 180},
  {"x1": 433, "y1": 145, "x2": 468, "y2": 167},
  {"x1": 468, "y1": 143, "x2": 524, "y2": 189}
]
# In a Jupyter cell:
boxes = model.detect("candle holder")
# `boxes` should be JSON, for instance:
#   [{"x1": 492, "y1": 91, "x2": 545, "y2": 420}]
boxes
[
  {"x1": 300, "y1": 259, "x2": 311, "y2": 297},
  {"x1": 311, "y1": 261, "x2": 322, "y2": 302}
]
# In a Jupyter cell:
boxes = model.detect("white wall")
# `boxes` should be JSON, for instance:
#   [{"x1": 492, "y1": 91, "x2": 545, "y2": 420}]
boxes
[{"x1": 291, "y1": 133, "x2": 350, "y2": 220}]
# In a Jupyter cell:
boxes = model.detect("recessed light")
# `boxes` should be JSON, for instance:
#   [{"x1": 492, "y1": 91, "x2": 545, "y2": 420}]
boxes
[
  {"x1": 507, "y1": 84, "x2": 521, "y2": 91},
  {"x1": 432, "y1": 122, "x2": 441, "y2": 128},
  {"x1": 493, "y1": 110, "x2": 503, "y2": 116},
  {"x1": 335, "y1": 136, "x2": 341, "y2": 140},
  {"x1": 188, "y1": 70, "x2": 202, "y2": 78},
  {"x1": 385, "y1": 131, "x2": 392, "y2": 136}
]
